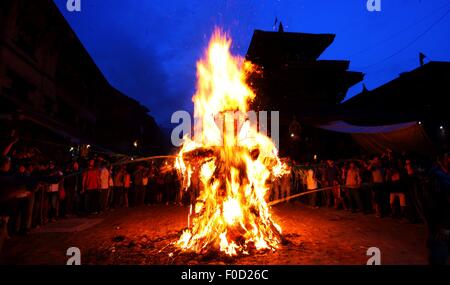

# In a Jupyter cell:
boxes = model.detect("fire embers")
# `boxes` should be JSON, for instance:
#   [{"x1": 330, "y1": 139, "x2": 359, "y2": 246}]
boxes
[{"x1": 177, "y1": 145, "x2": 283, "y2": 256}]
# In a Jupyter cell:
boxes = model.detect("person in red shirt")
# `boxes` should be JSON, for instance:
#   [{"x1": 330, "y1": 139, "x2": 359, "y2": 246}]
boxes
[
  {"x1": 82, "y1": 159, "x2": 101, "y2": 214},
  {"x1": 123, "y1": 167, "x2": 131, "y2": 207}
]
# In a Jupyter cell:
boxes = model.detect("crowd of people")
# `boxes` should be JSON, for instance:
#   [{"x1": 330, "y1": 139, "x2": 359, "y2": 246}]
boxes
[
  {"x1": 286, "y1": 151, "x2": 423, "y2": 219},
  {"x1": 1, "y1": 136, "x2": 449, "y2": 264},
  {"x1": 77, "y1": 159, "x2": 182, "y2": 215},
  {"x1": 0, "y1": 137, "x2": 183, "y2": 243},
  {"x1": 281, "y1": 150, "x2": 450, "y2": 264},
  {"x1": 286, "y1": 150, "x2": 449, "y2": 220}
]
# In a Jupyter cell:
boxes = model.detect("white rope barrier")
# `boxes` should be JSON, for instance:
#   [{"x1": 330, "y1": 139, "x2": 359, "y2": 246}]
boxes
[{"x1": 268, "y1": 186, "x2": 337, "y2": 206}]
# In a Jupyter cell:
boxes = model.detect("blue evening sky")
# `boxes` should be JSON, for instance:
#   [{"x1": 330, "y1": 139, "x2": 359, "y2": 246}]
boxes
[{"x1": 53, "y1": 0, "x2": 450, "y2": 127}]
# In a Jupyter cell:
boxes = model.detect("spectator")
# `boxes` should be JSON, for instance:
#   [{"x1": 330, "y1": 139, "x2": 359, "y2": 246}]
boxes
[
  {"x1": 108, "y1": 166, "x2": 114, "y2": 209},
  {"x1": 174, "y1": 171, "x2": 184, "y2": 206},
  {"x1": 389, "y1": 160, "x2": 407, "y2": 218},
  {"x1": 163, "y1": 171, "x2": 173, "y2": 204},
  {"x1": 63, "y1": 161, "x2": 82, "y2": 216},
  {"x1": 82, "y1": 159, "x2": 101, "y2": 214},
  {"x1": 345, "y1": 161, "x2": 364, "y2": 213},
  {"x1": 141, "y1": 166, "x2": 149, "y2": 205},
  {"x1": 99, "y1": 161, "x2": 110, "y2": 211},
  {"x1": 112, "y1": 166, "x2": 125, "y2": 208},
  {"x1": 340, "y1": 163, "x2": 351, "y2": 211},
  {"x1": 281, "y1": 172, "x2": 291, "y2": 201},
  {"x1": 324, "y1": 160, "x2": 340, "y2": 208},
  {"x1": 0, "y1": 155, "x2": 34, "y2": 235},
  {"x1": 306, "y1": 168, "x2": 319, "y2": 208},
  {"x1": 164, "y1": 170, "x2": 175, "y2": 205},
  {"x1": 46, "y1": 162, "x2": 63, "y2": 222},
  {"x1": 368, "y1": 156, "x2": 387, "y2": 218},
  {"x1": 359, "y1": 158, "x2": 373, "y2": 212},
  {"x1": 145, "y1": 165, "x2": 157, "y2": 205},
  {"x1": 414, "y1": 162, "x2": 450, "y2": 265},
  {"x1": 123, "y1": 167, "x2": 131, "y2": 207},
  {"x1": 405, "y1": 159, "x2": 421, "y2": 223},
  {"x1": 132, "y1": 164, "x2": 145, "y2": 207}
]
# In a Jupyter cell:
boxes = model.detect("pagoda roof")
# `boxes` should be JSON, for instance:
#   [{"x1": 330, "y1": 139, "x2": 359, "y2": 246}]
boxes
[
  {"x1": 246, "y1": 29, "x2": 335, "y2": 65},
  {"x1": 244, "y1": 29, "x2": 365, "y2": 124},
  {"x1": 341, "y1": 61, "x2": 450, "y2": 124}
]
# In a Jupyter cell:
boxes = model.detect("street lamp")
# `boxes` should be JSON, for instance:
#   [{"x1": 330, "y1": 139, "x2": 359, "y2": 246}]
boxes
[{"x1": 133, "y1": 140, "x2": 138, "y2": 148}]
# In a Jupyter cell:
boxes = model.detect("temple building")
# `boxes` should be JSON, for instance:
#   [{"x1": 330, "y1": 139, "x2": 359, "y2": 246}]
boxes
[
  {"x1": 245, "y1": 28, "x2": 364, "y2": 160},
  {"x1": 245, "y1": 27, "x2": 449, "y2": 159},
  {"x1": 0, "y1": 0, "x2": 167, "y2": 158},
  {"x1": 338, "y1": 61, "x2": 450, "y2": 154}
]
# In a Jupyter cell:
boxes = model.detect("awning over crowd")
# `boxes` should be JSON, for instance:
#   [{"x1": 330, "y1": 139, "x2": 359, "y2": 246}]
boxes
[{"x1": 315, "y1": 120, "x2": 435, "y2": 156}]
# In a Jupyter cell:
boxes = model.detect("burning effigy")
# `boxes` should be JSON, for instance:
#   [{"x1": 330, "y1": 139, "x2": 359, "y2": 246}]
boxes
[{"x1": 174, "y1": 28, "x2": 289, "y2": 256}]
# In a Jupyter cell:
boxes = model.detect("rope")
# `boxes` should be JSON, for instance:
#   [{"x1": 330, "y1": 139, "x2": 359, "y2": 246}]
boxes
[
  {"x1": 268, "y1": 182, "x2": 375, "y2": 206},
  {"x1": 268, "y1": 186, "x2": 336, "y2": 206},
  {"x1": 61, "y1": 155, "x2": 177, "y2": 179},
  {"x1": 355, "y1": 8, "x2": 450, "y2": 71},
  {"x1": 118, "y1": 155, "x2": 177, "y2": 165}
]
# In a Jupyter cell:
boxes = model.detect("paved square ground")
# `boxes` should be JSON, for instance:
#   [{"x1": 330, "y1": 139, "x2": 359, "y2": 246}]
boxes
[{"x1": 0, "y1": 202, "x2": 427, "y2": 265}]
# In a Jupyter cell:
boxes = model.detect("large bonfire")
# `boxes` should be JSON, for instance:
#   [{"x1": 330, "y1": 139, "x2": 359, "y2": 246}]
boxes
[{"x1": 175, "y1": 28, "x2": 288, "y2": 256}]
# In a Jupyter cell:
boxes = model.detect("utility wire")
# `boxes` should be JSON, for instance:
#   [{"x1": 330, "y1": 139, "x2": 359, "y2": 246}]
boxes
[
  {"x1": 350, "y1": 2, "x2": 450, "y2": 58},
  {"x1": 355, "y1": 8, "x2": 450, "y2": 71}
]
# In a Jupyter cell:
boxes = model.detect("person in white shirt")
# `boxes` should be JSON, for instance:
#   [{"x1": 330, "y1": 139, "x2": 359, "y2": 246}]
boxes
[
  {"x1": 99, "y1": 161, "x2": 110, "y2": 212},
  {"x1": 46, "y1": 162, "x2": 63, "y2": 222},
  {"x1": 306, "y1": 168, "x2": 320, "y2": 208}
]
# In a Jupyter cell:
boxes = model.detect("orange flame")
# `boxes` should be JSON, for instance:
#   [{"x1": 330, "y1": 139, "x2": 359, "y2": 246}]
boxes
[{"x1": 175, "y1": 28, "x2": 287, "y2": 256}]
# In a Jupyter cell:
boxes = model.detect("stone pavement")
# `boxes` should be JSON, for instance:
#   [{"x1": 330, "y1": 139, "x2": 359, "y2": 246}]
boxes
[{"x1": 0, "y1": 202, "x2": 427, "y2": 265}]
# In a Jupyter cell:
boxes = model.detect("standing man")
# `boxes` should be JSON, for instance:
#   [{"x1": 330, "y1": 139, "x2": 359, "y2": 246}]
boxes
[
  {"x1": 345, "y1": 161, "x2": 364, "y2": 213},
  {"x1": 281, "y1": 172, "x2": 291, "y2": 201},
  {"x1": 64, "y1": 161, "x2": 82, "y2": 216},
  {"x1": 0, "y1": 156, "x2": 34, "y2": 235},
  {"x1": 324, "y1": 160, "x2": 340, "y2": 208},
  {"x1": 307, "y1": 168, "x2": 319, "y2": 208},
  {"x1": 145, "y1": 165, "x2": 157, "y2": 205},
  {"x1": 46, "y1": 162, "x2": 62, "y2": 222},
  {"x1": 99, "y1": 161, "x2": 110, "y2": 211},
  {"x1": 368, "y1": 156, "x2": 386, "y2": 217},
  {"x1": 132, "y1": 164, "x2": 145, "y2": 207},
  {"x1": 113, "y1": 166, "x2": 125, "y2": 208},
  {"x1": 413, "y1": 161, "x2": 450, "y2": 265},
  {"x1": 123, "y1": 167, "x2": 131, "y2": 207},
  {"x1": 82, "y1": 159, "x2": 100, "y2": 214},
  {"x1": 140, "y1": 165, "x2": 149, "y2": 206}
]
